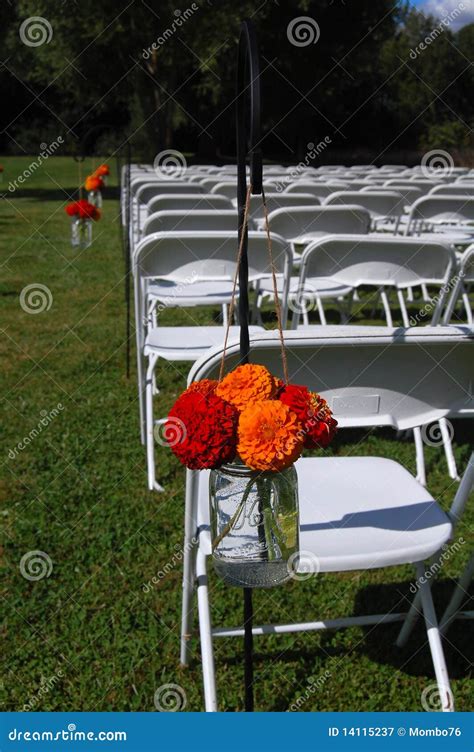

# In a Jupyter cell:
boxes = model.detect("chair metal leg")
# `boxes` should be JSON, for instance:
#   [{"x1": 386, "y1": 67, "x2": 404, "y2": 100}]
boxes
[
  {"x1": 440, "y1": 552, "x2": 474, "y2": 636},
  {"x1": 180, "y1": 470, "x2": 198, "y2": 666},
  {"x1": 145, "y1": 354, "x2": 164, "y2": 492},
  {"x1": 414, "y1": 426, "x2": 427, "y2": 486},
  {"x1": 415, "y1": 562, "x2": 454, "y2": 712},
  {"x1": 137, "y1": 350, "x2": 146, "y2": 445},
  {"x1": 439, "y1": 418, "x2": 459, "y2": 481},
  {"x1": 221, "y1": 303, "x2": 228, "y2": 328},
  {"x1": 252, "y1": 291, "x2": 264, "y2": 326},
  {"x1": 462, "y1": 291, "x2": 472, "y2": 324},
  {"x1": 421, "y1": 283, "x2": 430, "y2": 303},
  {"x1": 397, "y1": 289, "x2": 410, "y2": 327},
  {"x1": 380, "y1": 289, "x2": 394, "y2": 327},
  {"x1": 316, "y1": 296, "x2": 327, "y2": 325},
  {"x1": 196, "y1": 549, "x2": 218, "y2": 711}
]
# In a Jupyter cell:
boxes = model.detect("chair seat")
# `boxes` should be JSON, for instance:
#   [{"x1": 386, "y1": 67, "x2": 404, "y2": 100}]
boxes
[
  {"x1": 144, "y1": 325, "x2": 264, "y2": 361},
  {"x1": 197, "y1": 456, "x2": 452, "y2": 571},
  {"x1": 148, "y1": 279, "x2": 236, "y2": 306},
  {"x1": 258, "y1": 276, "x2": 353, "y2": 298}
]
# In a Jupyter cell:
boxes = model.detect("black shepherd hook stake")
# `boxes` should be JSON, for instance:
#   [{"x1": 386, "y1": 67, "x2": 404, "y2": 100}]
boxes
[{"x1": 236, "y1": 17, "x2": 263, "y2": 714}]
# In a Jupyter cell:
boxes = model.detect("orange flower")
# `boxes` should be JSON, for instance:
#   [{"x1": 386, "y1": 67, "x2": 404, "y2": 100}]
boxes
[
  {"x1": 94, "y1": 164, "x2": 110, "y2": 177},
  {"x1": 216, "y1": 363, "x2": 277, "y2": 411},
  {"x1": 237, "y1": 400, "x2": 304, "y2": 471},
  {"x1": 84, "y1": 175, "x2": 103, "y2": 192}
]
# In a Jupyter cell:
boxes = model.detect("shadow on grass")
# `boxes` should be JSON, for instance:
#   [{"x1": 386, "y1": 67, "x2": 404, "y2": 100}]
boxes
[
  {"x1": 1, "y1": 187, "x2": 120, "y2": 201},
  {"x1": 354, "y1": 579, "x2": 473, "y2": 680}
]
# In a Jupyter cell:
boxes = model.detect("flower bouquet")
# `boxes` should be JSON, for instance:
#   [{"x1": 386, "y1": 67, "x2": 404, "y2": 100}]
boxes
[
  {"x1": 93, "y1": 164, "x2": 109, "y2": 185},
  {"x1": 65, "y1": 199, "x2": 101, "y2": 249},
  {"x1": 84, "y1": 175, "x2": 104, "y2": 208},
  {"x1": 166, "y1": 364, "x2": 337, "y2": 587}
]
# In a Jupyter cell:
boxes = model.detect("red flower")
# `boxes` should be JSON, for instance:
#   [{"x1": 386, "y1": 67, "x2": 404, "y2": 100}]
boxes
[
  {"x1": 279, "y1": 383, "x2": 337, "y2": 449},
  {"x1": 278, "y1": 384, "x2": 311, "y2": 422},
  {"x1": 186, "y1": 379, "x2": 218, "y2": 398},
  {"x1": 65, "y1": 199, "x2": 101, "y2": 221},
  {"x1": 306, "y1": 394, "x2": 338, "y2": 449},
  {"x1": 166, "y1": 390, "x2": 238, "y2": 470}
]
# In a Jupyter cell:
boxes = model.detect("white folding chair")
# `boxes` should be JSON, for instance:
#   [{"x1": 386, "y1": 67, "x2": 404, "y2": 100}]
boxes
[
  {"x1": 323, "y1": 191, "x2": 405, "y2": 232},
  {"x1": 293, "y1": 235, "x2": 456, "y2": 329},
  {"x1": 405, "y1": 197, "x2": 474, "y2": 236},
  {"x1": 253, "y1": 207, "x2": 371, "y2": 325},
  {"x1": 440, "y1": 548, "x2": 474, "y2": 636},
  {"x1": 384, "y1": 179, "x2": 437, "y2": 197},
  {"x1": 397, "y1": 454, "x2": 474, "y2": 641},
  {"x1": 147, "y1": 194, "x2": 233, "y2": 218},
  {"x1": 134, "y1": 182, "x2": 205, "y2": 238},
  {"x1": 239, "y1": 193, "x2": 321, "y2": 225},
  {"x1": 362, "y1": 184, "x2": 422, "y2": 208},
  {"x1": 180, "y1": 326, "x2": 474, "y2": 711},
  {"x1": 142, "y1": 210, "x2": 241, "y2": 237},
  {"x1": 283, "y1": 181, "x2": 349, "y2": 199},
  {"x1": 442, "y1": 245, "x2": 474, "y2": 325},
  {"x1": 134, "y1": 231, "x2": 292, "y2": 490},
  {"x1": 262, "y1": 205, "x2": 371, "y2": 245},
  {"x1": 430, "y1": 185, "x2": 474, "y2": 198}
]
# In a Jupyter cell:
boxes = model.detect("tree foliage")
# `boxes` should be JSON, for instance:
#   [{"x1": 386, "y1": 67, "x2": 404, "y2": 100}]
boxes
[{"x1": 1, "y1": 0, "x2": 473, "y2": 160}]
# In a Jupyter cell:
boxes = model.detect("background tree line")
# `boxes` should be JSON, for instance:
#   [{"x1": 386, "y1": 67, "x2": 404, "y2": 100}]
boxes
[{"x1": 1, "y1": 0, "x2": 473, "y2": 163}]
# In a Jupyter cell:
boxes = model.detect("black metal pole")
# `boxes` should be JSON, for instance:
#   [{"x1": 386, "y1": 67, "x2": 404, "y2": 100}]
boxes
[{"x1": 236, "y1": 18, "x2": 263, "y2": 713}]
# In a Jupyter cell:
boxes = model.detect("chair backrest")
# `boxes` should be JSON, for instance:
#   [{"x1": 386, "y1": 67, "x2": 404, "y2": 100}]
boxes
[
  {"x1": 134, "y1": 230, "x2": 292, "y2": 282},
  {"x1": 266, "y1": 206, "x2": 371, "y2": 240},
  {"x1": 245, "y1": 193, "x2": 321, "y2": 220},
  {"x1": 210, "y1": 182, "x2": 237, "y2": 199},
  {"x1": 147, "y1": 194, "x2": 233, "y2": 214},
  {"x1": 323, "y1": 191, "x2": 405, "y2": 218},
  {"x1": 298, "y1": 235, "x2": 456, "y2": 324},
  {"x1": 188, "y1": 327, "x2": 474, "y2": 429},
  {"x1": 442, "y1": 245, "x2": 474, "y2": 324},
  {"x1": 406, "y1": 196, "x2": 474, "y2": 233},
  {"x1": 133, "y1": 231, "x2": 293, "y2": 333},
  {"x1": 283, "y1": 182, "x2": 348, "y2": 198},
  {"x1": 430, "y1": 185, "x2": 474, "y2": 197},
  {"x1": 361, "y1": 185, "x2": 422, "y2": 205},
  {"x1": 384, "y1": 179, "x2": 436, "y2": 196},
  {"x1": 199, "y1": 178, "x2": 228, "y2": 190},
  {"x1": 135, "y1": 182, "x2": 205, "y2": 206},
  {"x1": 142, "y1": 210, "x2": 240, "y2": 236}
]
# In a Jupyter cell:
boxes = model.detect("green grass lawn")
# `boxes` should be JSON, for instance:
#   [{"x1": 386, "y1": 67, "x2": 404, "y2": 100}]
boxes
[{"x1": 1, "y1": 156, "x2": 472, "y2": 713}]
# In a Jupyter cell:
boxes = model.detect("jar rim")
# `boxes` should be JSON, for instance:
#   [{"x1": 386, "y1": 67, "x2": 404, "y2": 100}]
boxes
[{"x1": 217, "y1": 460, "x2": 295, "y2": 477}]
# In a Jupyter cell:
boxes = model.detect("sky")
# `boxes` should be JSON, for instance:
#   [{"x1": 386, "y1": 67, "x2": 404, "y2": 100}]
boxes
[{"x1": 410, "y1": 0, "x2": 474, "y2": 30}]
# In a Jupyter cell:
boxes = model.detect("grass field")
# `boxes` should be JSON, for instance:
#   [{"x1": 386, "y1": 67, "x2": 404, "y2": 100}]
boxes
[{"x1": 1, "y1": 156, "x2": 472, "y2": 713}]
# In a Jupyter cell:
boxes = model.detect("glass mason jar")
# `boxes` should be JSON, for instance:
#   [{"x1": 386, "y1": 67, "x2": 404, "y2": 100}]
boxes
[
  {"x1": 210, "y1": 462, "x2": 299, "y2": 588},
  {"x1": 71, "y1": 218, "x2": 93, "y2": 249},
  {"x1": 87, "y1": 189, "x2": 102, "y2": 208}
]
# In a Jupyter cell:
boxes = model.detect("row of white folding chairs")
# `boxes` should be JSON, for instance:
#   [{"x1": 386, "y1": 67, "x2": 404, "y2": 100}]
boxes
[
  {"x1": 136, "y1": 189, "x2": 474, "y2": 243},
  {"x1": 132, "y1": 230, "x2": 469, "y2": 492},
  {"x1": 132, "y1": 231, "x2": 292, "y2": 491},
  {"x1": 181, "y1": 327, "x2": 474, "y2": 711}
]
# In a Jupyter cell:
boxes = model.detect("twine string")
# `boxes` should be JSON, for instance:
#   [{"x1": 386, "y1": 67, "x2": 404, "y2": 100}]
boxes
[
  {"x1": 218, "y1": 182, "x2": 289, "y2": 385},
  {"x1": 261, "y1": 188, "x2": 289, "y2": 384},
  {"x1": 218, "y1": 183, "x2": 253, "y2": 382}
]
